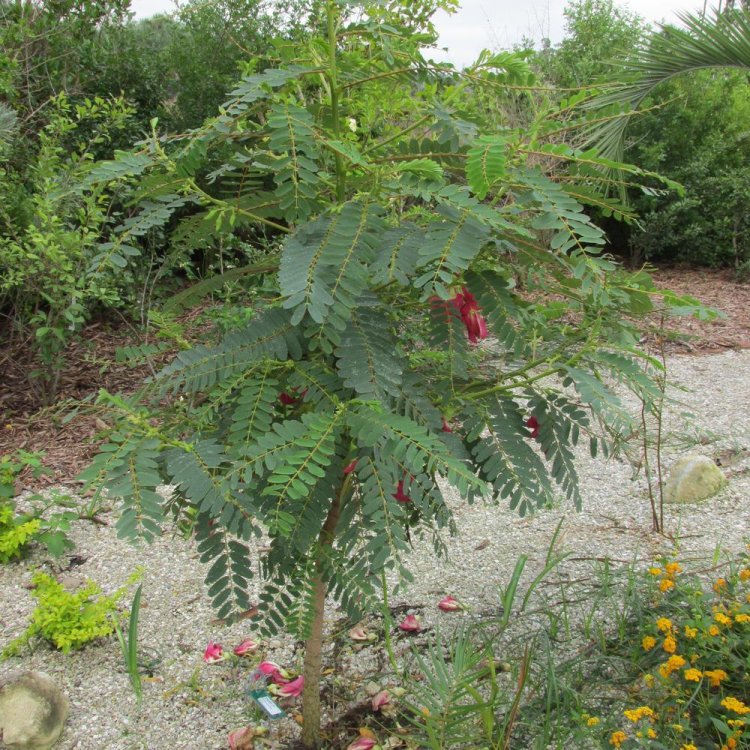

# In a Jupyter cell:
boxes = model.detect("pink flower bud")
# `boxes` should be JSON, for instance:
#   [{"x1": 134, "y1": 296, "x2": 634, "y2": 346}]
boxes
[
  {"x1": 441, "y1": 417, "x2": 453, "y2": 433},
  {"x1": 526, "y1": 416, "x2": 540, "y2": 439},
  {"x1": 347, "y1": 738, "x2": 377, "y2": 750},
  {"x1": 203, "y1": 641, "x2": 224, "y2": 663},
  {"x1": 399, "y1": 614, "x2": 421, "y2": 632},
  {"x1": 233, "y1": 638, "x2": 259, "y2": 656},
  {"x1": 343, "y1": 459, "x2": 358, "y2": 474},
  {"x1": 437, "y1": 596, "x2": 463, "y2": 612},
  {"x1": 371, "y1": 690, "x2": 391, "y2": 712}
]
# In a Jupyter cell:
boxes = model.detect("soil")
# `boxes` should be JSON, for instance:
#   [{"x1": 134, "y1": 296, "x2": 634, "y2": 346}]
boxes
[{"x1": 1, "y1": 267, "x2": 748, "y2": 487}]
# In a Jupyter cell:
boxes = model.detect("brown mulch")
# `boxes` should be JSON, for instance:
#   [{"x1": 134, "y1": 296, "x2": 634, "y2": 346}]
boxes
[
  {"x1": 648, "y1": 267, "x2": 750, "y2": 354},
  {"x1": 1, "y1": 268, "x2": 748, "y2": 488}
]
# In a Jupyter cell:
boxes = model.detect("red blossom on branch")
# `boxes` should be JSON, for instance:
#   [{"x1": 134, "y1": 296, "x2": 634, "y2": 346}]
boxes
[{"x1": 526, "y1": 416, "x2": 540, "y2": 439}]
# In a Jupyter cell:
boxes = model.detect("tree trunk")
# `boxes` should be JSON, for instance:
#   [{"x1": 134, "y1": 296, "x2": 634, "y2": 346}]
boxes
[{"x1": 299, "y1": 477, "x2": 348, "y2": 748}]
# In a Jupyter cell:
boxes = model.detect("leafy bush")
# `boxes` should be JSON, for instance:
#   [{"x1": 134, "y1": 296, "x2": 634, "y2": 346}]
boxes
[{"x1": 2, "y1": 570, "x2": 140, "y2": 658}]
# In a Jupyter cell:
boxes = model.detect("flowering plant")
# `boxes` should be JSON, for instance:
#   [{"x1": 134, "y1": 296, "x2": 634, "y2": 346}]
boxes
[{"x1": 81, "y1": 2, "x2": 700, "y2": 745}]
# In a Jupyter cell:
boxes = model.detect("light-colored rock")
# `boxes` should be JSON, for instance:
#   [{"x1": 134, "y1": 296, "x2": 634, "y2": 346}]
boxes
[
  {"x1": 0, "y1": 671, "x2": 69, "y2": 750},
  {"x1": 663, "y1": 453, "x2": 726, "y2": 504}
]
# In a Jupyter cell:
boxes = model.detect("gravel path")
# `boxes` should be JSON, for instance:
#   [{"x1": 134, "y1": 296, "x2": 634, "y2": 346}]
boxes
[{"x1": 1, "y1": 349, "x2": 749, "y2": 750}]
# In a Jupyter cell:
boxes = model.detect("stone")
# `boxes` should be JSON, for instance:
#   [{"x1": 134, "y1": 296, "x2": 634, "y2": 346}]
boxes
[
  {"x1": 0, "y1": 671, "x2": 69, "y2": 750},
  {"x1": 663, "y1": 454, "x2": 726, "y2": 504}
]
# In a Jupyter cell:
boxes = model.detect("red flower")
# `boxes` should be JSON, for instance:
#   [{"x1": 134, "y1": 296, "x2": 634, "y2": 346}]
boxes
[
  {"x1": 526, "y1": 416, "x2": 540, "y2": 439},
  {"x1": 203, "y1": 641, "x2": 224, "y2": 663},
  {"x1": 272, "y1": 675, "x2": 304, "y2": 697},
  {"x1": 343, "y1": 459, "x2": 358, "y2": 475},
  {"x1": 437, "y1": 596, "x2": 463, "y2": 612},
  {"x1": 450, "y1": 286, "x2": 489, "y2": 344},
  {"x1": 278, "y1": 387, "x2": 307, "y2": 406},
  {"x1": 441, "y1": 417, "x2": 453, "y2": 433},
  {"x1": 233, "y1": 638, "x2": 259, "y2": 657},
  {"x1": 392, "y1": 479, "x2": 411, "y2": 503},
  {"x1": 399, "y1": 614, "x2": 421, "y2": 632}
]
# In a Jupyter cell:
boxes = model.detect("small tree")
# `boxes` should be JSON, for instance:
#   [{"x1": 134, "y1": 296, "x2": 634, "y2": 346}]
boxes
[{"x1": 81, "y1": 1, "x2": 690, "y2": 745}]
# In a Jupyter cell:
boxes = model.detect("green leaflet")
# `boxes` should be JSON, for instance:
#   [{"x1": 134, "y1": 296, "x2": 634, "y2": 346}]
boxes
[
  {"x1": 467, "y1": 402, "x2": 554, "y2": 517},
  {"x1": 466, "y1": 134, "x2": 511, "y2": 200},
  {"x1": 335, "y1": 305, "x2": 403, "y2": 400},
  {"x1": 154, "y1": 308, "x2": 302, "y2": 394},
  {"x1": 267, "y1": 102, "x2": 321, "y2": 222},
  {"x1": 195, "y1": 513, "x2": 254, "y2": 622},
  {"x1": 278, "y1": 201, "x2": 383, "y2": 330},
  {"x1": 348, "y1": 406, "x2": 486, "y2": 499},
  {"x1": 413, "y1": 205, "x2": 491, "y2": 298}
]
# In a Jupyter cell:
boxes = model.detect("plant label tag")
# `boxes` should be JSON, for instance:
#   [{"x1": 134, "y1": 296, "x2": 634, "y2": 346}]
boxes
[{"x1": 249, "y1": 688, "x2": 286, "y2": 720}]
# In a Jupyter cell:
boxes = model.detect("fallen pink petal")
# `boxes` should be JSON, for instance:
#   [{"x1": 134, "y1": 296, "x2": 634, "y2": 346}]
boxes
[
  {"x1": 228, "y1": 726, "x2": 254, "y2": 750},
  {"x1": 347, "y1": 738, "x2": 377, "y2": 750},
  {"x1": 399, "y1": 614, "x2": 421, "y2": 632},
  {"x1": 371, "y1": 689, "x2": 391, "y2": 712},
  {"x1": 277, "y1": 675, "x2": 304, "y2": 697},
  {"x1": 203, "y1": 641, "x2": 224, "y2": 663},
  {"x1": 233, "y1": 638, "x2": 259, "y2": 656},
  {"x1": 437, "y1": 595, "x2": 463, "y2": 612},
  {"x1": 349, "y1": 625, "x2": 369, "y2": 641}
]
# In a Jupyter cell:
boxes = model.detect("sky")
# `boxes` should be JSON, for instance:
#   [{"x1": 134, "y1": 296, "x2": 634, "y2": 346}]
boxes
[{"x1": 130, "y1": 0, "x2": 699, "y2": 67}]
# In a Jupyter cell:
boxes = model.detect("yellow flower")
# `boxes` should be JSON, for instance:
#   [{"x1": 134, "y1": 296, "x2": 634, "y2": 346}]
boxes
[
  {"x1": 728, "y1": 719, "x2": 746, "y2": 728},
  {"x1": 642, "y1": 635, "x2": 656, "y2": 651},
  {"x1": 727, "y1": 738, "x2": 738, "y2": 750},
  {"x1": 663, "y1": 635, "x2": 677, "y2": 654},
  {"x1": 715, "y1": 612, "x2": 732, "y2": 626},
  {"x1": 644, "y1": 673, "x2": 654, "y2": 687},
  {"x1": 739, "y1": 568, "x2": 750, "y2": 582},
  {"x1": 709, "y1": 624, "x2": 720, "y2": 636},
  {"x1": 704, "y1": 669, "x2": 728, "y2": 687},
  {"x1": 624, "y1": 706, "x2": 655, "y2": 722},
  {"x1": 722, "y1": 697, "x2": 750, "y2": 715},
  {"x1": 610, "y1": 730, "x2": 627, "y2": 748},
  {"x1": 684, "y1": 625, "x2": 698, "y2": 638},
  {"x1": 658, "y1": 655, "x2": 686, "y2": 678},
  {"x1": 659, "y1": 578, "x2": 675, "y2": 592},
  {"x1": 656, "y1": 617, "x2": 673, "y2": 633},
  {"x1": 647, "y1": 727, "x2": 657, "y2": 739},
  {"x1": 648, "y1": 567, "x2": 662, "y2": 576},
  {"x1": 665, "y1": 562, "x2": 682, "y2": 576},
  {"x1": 587, "y1": 717, "x2": 600, "y2": 727},
  {"x1": 683, "y1": 668, "x2": 702, "y2": 682},
  {"x1": 735, "y1": 613, "x2": 750, "y2": 624},
  {"x1": 681, "y1": 745, "x2": 697, "y2": 750},
  {"x1": 714, "y1": 578, "x2": 728, "y2": 592}
]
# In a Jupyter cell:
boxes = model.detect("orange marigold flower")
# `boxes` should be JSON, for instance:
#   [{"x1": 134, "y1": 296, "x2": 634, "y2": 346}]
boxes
[
  {"x1": 656, "y1": 617, "x2": 673, "y2": 633},
  {"x1": 704, "y1": 669, "x2": 728, "y2": 687},
  {"x1": 663, "y1": 635, "x2": 677, "y2": 654},
  {"x1": 739, "y1": 568, "x2": 750, "y2": 582},
  {"x1": 722, "y1": 697, "x2": 750, "y2": 715},
  {"x1": 727, "y1": 738, "x2": 738, "y2": 750},
  {"x1": 709, "y1": 624, "x2": 720, "y2": 636},
  {"x1": 659, "y1": 578, "x2": 675, "y2": 592},
  {"x1": 735, "y1": 613, "x2": 750, "y2": 624},
  {"x1": 610, "y1": 730, "x2": 627, "y2": 748},
  {"x1": 648, "y1": 567, "x2": 662, "y2": 576},
  {"x1": 642, "y1": 636, "x2": 657, "y2": 651},
  {"x1": 715, "y1": 612, "x2": 732, "y2": 626},
  {"x1": 684, "y1": 625, "x2": 698, "y2": 638},
  {"x1": 714, "y1": 578, "x2": 728, "y2": 593},
  {"x1": 683, "y1": 668, "x2": 702, "y2": 682},
  {"x1": 665, "y1": 562, "x2": 682, "y2": 576}
]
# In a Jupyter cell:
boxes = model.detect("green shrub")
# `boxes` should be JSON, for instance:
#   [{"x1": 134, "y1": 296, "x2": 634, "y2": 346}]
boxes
[{"x1": 2, "y1": 570, "x2": 140, "y2": 658}]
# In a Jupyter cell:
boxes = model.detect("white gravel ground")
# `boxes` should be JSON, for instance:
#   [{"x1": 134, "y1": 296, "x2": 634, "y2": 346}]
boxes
[{"x1": 1, "y1": 349, "x2": 749, "y2": 750}]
